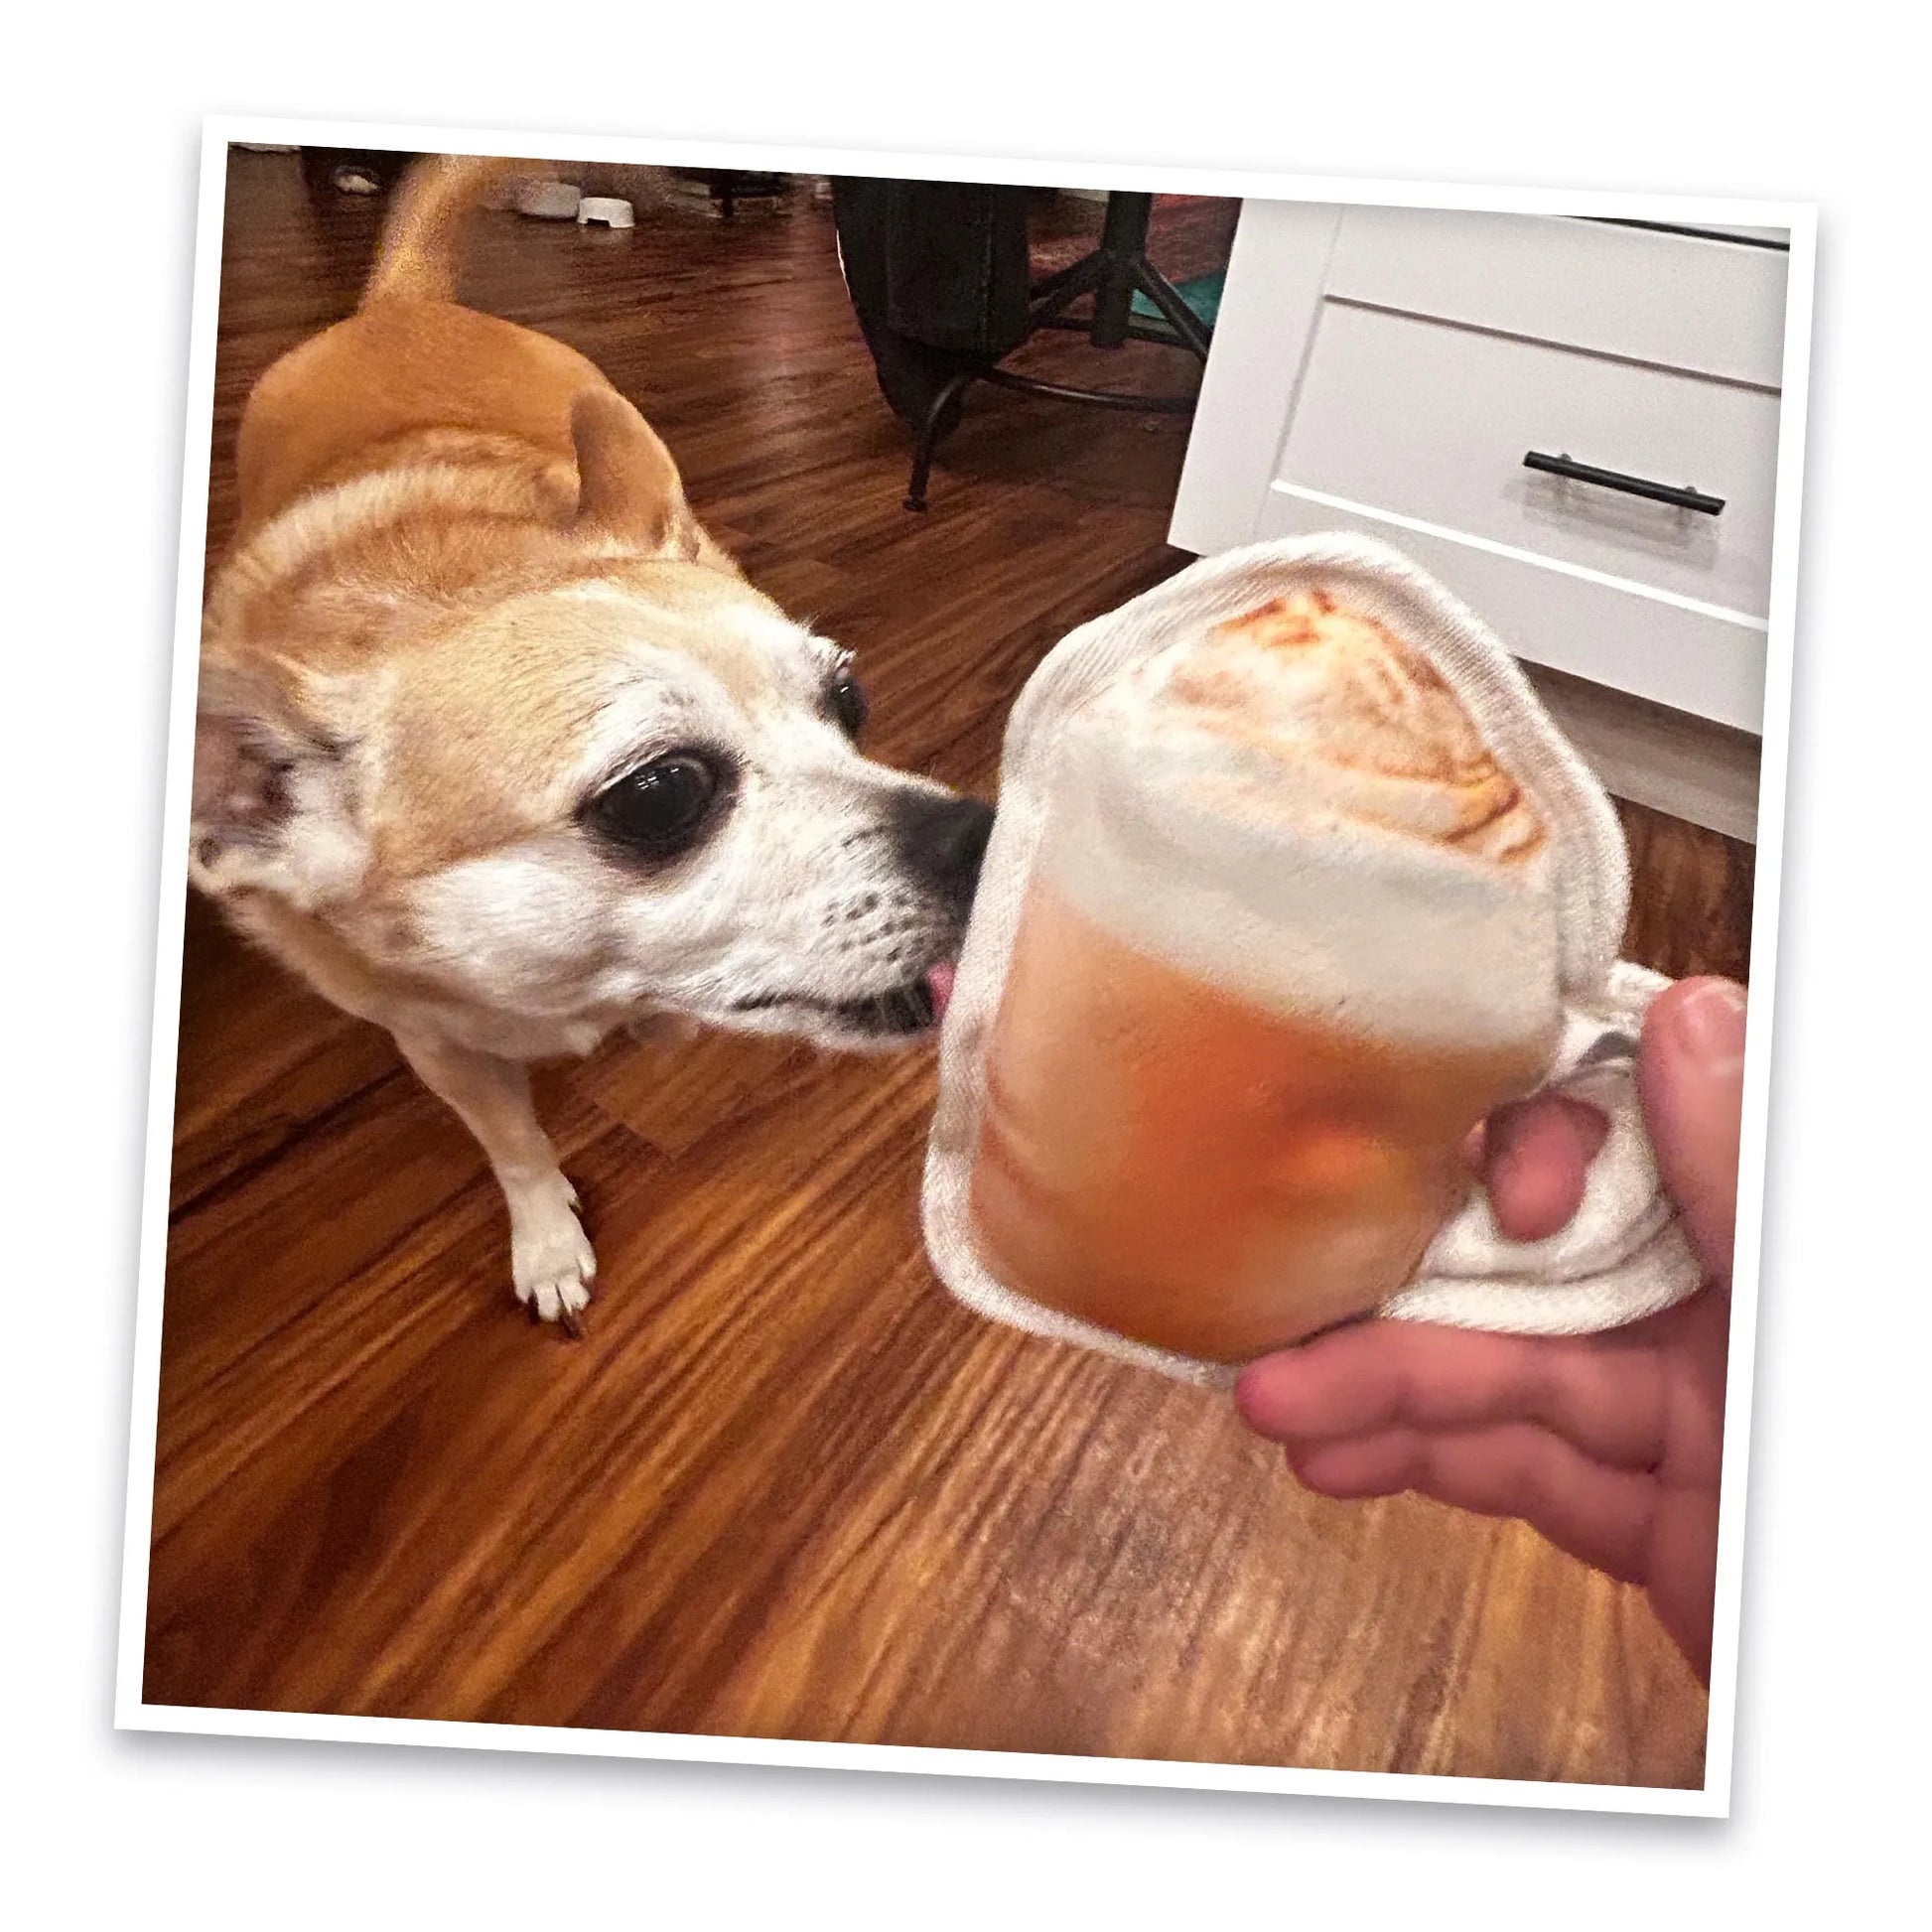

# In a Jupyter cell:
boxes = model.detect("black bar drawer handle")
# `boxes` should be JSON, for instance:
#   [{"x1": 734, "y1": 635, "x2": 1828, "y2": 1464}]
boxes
[{"x1": 1523, "y1": 450, "x2": 1725, "y2": 516}]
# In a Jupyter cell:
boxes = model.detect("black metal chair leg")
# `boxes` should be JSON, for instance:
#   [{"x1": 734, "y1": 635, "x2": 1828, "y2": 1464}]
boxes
[
  {"x1": 1089, "y1": 192, "x2": 1157, "y2": 346},
  {"x1": 904, "y1": 369, "x2": 980, "y2": 511},
  {"x1": 1028, "y1": 251, "x2": 1105, "y2": 332},
  {"x1": 893, "y1": 192, "x2": 1217, "y2": 511},
  {"x1": 1029, "y1": 253, "x2": 1099, "y2": 304},
  {"x1": 1129, "y1": 256, "x2": 1214, "y2": 361}
]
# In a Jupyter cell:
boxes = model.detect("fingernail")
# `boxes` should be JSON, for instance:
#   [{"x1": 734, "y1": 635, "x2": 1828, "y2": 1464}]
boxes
[{"x1": 1671, "y1": 978, "x2": 1747, "y2": 1075}]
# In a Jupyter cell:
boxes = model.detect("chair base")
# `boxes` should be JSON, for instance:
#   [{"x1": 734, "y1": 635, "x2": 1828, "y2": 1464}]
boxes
[{"x1": 903, "y1": 192, "x2": 1213, "y2": 511}]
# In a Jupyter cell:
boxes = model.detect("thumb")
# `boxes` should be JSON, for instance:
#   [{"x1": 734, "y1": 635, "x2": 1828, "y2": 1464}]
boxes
[{"x1": 1637, "y1": 977, "x2": 1747, "y2": 1288}]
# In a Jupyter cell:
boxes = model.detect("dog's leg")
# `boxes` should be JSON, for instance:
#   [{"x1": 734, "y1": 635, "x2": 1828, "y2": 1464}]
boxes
[{"x1": 393, "y1": 1031, "x2": 596, "y2": 1332}]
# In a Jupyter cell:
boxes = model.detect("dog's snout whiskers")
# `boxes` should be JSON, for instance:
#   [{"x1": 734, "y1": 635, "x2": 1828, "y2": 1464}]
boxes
[{"x1": 727, "y1": 970, "x2": 937, "y2": 1035}]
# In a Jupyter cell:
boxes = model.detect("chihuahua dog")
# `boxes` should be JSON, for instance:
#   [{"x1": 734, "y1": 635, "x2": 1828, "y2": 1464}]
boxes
[{"x1": 191, "y1": 154, "x2": 994, "y2": 1333}]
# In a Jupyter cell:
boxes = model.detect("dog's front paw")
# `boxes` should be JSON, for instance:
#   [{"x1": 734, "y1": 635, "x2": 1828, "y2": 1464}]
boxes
[{"x1": 509, "y1": 1174, "x2": 597, "y2": 1336}]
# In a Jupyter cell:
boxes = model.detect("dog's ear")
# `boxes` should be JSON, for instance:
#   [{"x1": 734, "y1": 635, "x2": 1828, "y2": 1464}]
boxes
[
  {"x1": 191, "y1": 657, "x2": 368, "y2": 906},
  {"x1": 569, "y1": 387, "x2": 700, "y2": 558}
]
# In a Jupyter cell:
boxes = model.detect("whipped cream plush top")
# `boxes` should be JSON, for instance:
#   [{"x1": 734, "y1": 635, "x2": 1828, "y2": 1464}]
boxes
[{"x1": 1040, "y1": 589, "x2": 1565, "y2": 1054}]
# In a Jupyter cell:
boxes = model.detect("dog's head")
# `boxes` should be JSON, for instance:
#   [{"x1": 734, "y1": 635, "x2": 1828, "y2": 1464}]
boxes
[{"x1": 192, "y1": 398, "x2": 992, "y2": 1050}]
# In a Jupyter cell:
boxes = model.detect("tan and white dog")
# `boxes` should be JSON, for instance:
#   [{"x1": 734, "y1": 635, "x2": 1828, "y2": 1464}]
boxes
[{"x1": 191, "y1": 154, "x2": 994, "y2": 1333}]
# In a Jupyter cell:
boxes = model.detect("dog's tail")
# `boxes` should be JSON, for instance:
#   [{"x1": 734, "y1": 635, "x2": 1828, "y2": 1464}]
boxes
[{"x1": 360, "y1": 154, "x2": 541, "y2": 307}]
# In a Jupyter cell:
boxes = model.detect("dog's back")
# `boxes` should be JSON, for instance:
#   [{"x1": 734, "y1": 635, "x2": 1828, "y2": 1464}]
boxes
[{"x1": 233, "y1": 156, "x2": 614, "y2": 541}]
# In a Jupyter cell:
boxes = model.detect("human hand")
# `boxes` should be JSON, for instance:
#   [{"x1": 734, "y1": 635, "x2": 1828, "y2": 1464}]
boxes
[{"x1": 1235, "y1": 977, "x2": 1746, "y2": 1685}]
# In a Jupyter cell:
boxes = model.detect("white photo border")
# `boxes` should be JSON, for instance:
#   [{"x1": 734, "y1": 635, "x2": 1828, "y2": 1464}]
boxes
[{"x1": 116, "y1": 113, "x2": 1817, "y2": 1822}]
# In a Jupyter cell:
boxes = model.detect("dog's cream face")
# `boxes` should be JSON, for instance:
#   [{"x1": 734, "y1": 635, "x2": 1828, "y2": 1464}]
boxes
[{"x1": 192, "y1": 562, "x2": 992, "y2": 1050}]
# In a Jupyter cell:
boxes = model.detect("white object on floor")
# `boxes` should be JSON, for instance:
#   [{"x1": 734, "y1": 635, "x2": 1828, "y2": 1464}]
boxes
[
  {"x1": 514, "y1": 179, "x2": 584, "y2": 220},
  {"x1": 576, "y1": 196, "x2": 635, "y2": 229}
]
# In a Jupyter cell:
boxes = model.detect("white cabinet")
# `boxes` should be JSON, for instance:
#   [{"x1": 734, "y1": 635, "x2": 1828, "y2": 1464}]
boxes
[{"x1": 1171, "y1": 204, "x2": 1792, "y2": 838}]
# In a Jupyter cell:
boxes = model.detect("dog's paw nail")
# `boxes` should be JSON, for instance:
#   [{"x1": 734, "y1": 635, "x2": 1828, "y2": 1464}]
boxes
[
  {"x1": 510, "y1": 1181, "x2": 596, "y2": 1332},
  {"x1": 559, "y1": 1309, "x2": 587, "y2": 1340}
]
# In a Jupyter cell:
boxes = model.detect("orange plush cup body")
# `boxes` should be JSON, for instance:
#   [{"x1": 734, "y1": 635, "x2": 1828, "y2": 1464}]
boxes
[{"x1": 965, "y1": 592, "x2": 1565, "y2": 1364}]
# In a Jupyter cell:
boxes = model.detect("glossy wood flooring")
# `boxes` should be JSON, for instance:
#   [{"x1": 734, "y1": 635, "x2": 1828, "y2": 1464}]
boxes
[{"x1": 143, "y1": 152, "x2": 1754, "y2": 1783}]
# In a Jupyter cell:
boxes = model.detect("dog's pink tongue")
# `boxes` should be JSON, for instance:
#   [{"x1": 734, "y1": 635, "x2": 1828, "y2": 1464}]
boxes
[{"x1": 926, "y1": 961, "x2": 957, "y2": 1022}]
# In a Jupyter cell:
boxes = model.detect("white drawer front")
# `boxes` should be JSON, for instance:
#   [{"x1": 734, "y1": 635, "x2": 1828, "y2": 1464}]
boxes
[
  {"x1": 1278, "y1": 301, "x2": 1782, "y2": 623},
  {"x1": 1323, "y1": 207, "x2": 1789, "y2": 388},
  {"x1": 1254, "y1": 488, "x2": 1765, "y2": 732}
]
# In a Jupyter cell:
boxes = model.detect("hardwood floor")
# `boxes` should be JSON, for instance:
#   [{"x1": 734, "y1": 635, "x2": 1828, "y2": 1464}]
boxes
[{"x1": 144, "y1": 151, "x2": 1752, "y2": 1782}]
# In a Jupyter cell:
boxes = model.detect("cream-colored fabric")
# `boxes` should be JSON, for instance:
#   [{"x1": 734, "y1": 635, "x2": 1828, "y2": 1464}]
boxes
[{"x1": 920, "y1": 533, "x2": 1704, "y2": 1387}]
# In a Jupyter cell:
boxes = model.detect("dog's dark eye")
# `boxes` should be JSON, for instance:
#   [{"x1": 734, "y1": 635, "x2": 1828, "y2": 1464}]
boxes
[
  {"x1": 826, "y1": 670, "x2": 869, "y2": 742},
  {"x1": 583, "y1": 752, "x2": 723, "y2": 860}
]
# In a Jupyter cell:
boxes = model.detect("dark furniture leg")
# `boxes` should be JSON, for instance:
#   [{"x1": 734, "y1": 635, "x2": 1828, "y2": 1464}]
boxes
[
  {"x1": 670, "y1": 170, "x2": 789, "y2": 218},
  {"x1": 904, "y1": 191, "x2": 1215, "y2": 509},
  {"x1": 904, "y1": 369, "x2": 983, "y2": 511}
]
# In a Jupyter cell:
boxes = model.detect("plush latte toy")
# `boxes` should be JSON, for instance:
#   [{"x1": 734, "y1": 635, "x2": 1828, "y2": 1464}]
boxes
[{"x1": 922, "y1": 533, "x2": 1704, "y2": 1386}]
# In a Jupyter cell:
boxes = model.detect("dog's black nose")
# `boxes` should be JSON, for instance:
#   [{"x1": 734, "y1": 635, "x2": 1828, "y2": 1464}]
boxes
[{"x1": 892, "y1": 791, "x2": 996, "y2": 902}]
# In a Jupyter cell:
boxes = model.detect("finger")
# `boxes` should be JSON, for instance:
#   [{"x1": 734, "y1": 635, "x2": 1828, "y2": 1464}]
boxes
[
  {"x1": 1645, "y1": 1486, "x2": 1721, "y2": 1688},
  {"x1": 1639, "y1": 978, "x2": 1746, "y2": 1286},
  {"x1": 1235, "y1": 1317, "x2": 1668, "y2": 1469},
  {"x1": 1286, "y1": 1422, "x2": 1657, "y2": 1587},
  {"x1": 1480, "y1": 1093, "x2": 1610, "y2": 1242}
]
